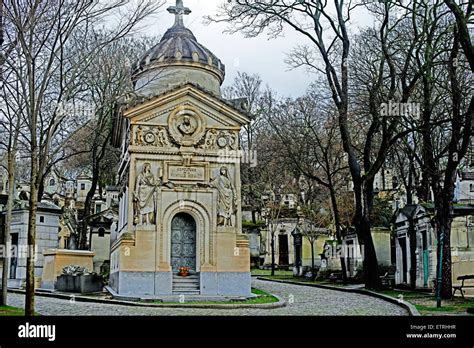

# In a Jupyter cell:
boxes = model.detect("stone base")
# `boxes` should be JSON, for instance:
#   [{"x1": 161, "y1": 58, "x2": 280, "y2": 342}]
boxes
[
  {"x1": 109, "y1": 271, "x2": 251, "y2": 297},
  {"x1": 109, "y1": 271, "x2": 172, "y2": 296},
  {"x1": 201, "y1": 272, "x2": 252, "y2": 296},
  {"x1": 106, "y1": 286, "x2": 255, "y2": 302}
]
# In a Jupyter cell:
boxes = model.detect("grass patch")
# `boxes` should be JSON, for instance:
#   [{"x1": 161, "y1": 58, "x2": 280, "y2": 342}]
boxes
[
  {"x1": 148, "y1": 288, "x2": 279, "y2": 305},
  {"x1": 376, "y1": 290, "x2": 474, "y2": 315},
  {"x1": 415, "y1": 301, "x2": 474, "y2": 315},
  {"x1": 378, "y1": 290, "x2": 432, "y2": 299},
  {"x1": 258, "y1": 275, "x2": 351, "y2": 288},
  {"x1": 0, "y1": 306, "x2": 25, "y2": 316}
]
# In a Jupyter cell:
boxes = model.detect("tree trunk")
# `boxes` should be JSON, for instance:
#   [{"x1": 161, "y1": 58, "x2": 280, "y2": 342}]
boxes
[
  {"x1": 353, "y1": 181, "x2": 380, "y2": 289},
  {"x1": 37, "y1": 179, "x2": 44, "y2": 203},
  {"x1": 328, "y1": 185, "x2": 347, "y2": 283},
  {"x1": 270, "y1": 229, "x2": 275, "y2": 276},
  {"x1": 79, "y1": 132, "x2": 110, "y2": 250},
  {"x1": 79, "y1": 168, "x2": 99, "y2": 250},
  {"x1": 0, "y1": 152, "x2": 15, "y2": 306},
  {"x1": 406, "y1": 159, "x2": 414, "y2": 205},
  {"x1": 433, "y1": 29, "x2": 468, "y2": 301},
  {"x1": 25, "y1": 151, "x2": 39, "y2": 316},
  {"x1": 418, "y1": 168, "x2": 431, "y2": 203},
  {"x1": 357, "y1": 215, "x2": 379, "y2": 290},
  {"x1": 310, "y1": 241, "x2": 315, "y2": 280},
  {"x1": 444, "y1": 0, "x2": 474, "y2": 72},
  {"x1": 408, "y1": 217, "x2": 417, "y2": 289},
  {"x1": 435, "y1": 213, "x2": 453, "y2": 300}
]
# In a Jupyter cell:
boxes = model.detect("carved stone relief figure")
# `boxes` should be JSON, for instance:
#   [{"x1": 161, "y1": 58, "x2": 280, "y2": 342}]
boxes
[
  {"x1": 157, "y1": 128, "x2": 171, "y2": 147},
  {"x1": 210, "y1": 166, "x2": 237, "y2": 227},
  {"x1": 134, "y1": 125, "x2": 174, "y2": 148},
  {"x1": 135, "y1": 126, "x2": 144, "y2": 146},
  {"x1": 199, "y1": 130, "x2": 239, "y2": 150},
  {"x1": 178, "y1": 115, "x2": 197, "y2": 135},
  {"x1": 227, "y1": 131, "x2": 239, "y2": 150},
  {"x1": 200, "y1": 129, "x2": 218, "y2": 149},
  {"x1": 133, "y1": 162, "x2": 161, "y2": 226}
]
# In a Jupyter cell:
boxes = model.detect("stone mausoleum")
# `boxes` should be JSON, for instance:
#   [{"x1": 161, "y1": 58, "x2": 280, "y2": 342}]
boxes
[{"x1": 109, "y1": 0, "x2": 252, "y2": 298}]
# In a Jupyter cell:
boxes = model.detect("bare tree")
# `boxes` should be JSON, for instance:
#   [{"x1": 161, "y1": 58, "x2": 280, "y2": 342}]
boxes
[
  {"x1": 223, "y1": 72, "x2": 265, "y2": 223},
  {"x1": 0, "y1": 67, "x2": 23, "y2": 307},
  {"x1": 268, "y1": 92, "x2": 349, "y2": 282},
  {"x1": 416, "y1": 6, "x2": 472, "y2": 300},
  {"x1": 77, "y1": 35, "x2": 157, "y2": 250},
  {"x1": 209, "y1": 0, "x2": 426, "y2": 289},
  {"x1": 444, "y1": 0, "x2": 473, "y2": 71},
  {"x1": 298, "y1": 205, "x2": 331, "y2": 280},
  {"x1": 223, "y1": 71, "x2": 263, "y2": 155},
  {"x1": 2, "y1": 0, "x2": 163, "y2": 316},
  {"x1": 258, "y1": 132, "x2": 297, "y2": 276}
]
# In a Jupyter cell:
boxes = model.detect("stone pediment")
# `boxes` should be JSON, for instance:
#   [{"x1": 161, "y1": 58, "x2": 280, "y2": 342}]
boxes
[{"x1": 123, "y1": 84, "x2": 251, "y2": 129}]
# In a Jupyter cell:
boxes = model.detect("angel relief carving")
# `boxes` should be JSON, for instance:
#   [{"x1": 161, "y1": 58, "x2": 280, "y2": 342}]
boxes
[
  {"x1": 157, "y1": 128, "x2": 171, "y2": 147},
  {"x1": 200, "y1": 130, "x2": 239, "y2": 150},
  {"x1": 135, "y1": 126, "x2": 144, "y2": 146},
  {"x1": 133, "y1": 125, "x2": 174, "y2": 148},
  {"x1": 200, "y1": 129, "x2": 218, "y2": 149}
]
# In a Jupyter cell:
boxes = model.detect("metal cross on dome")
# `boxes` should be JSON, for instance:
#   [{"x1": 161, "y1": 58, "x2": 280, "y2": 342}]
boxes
[{"x1": 167, "y1": 0, "x2": 191, "y2": 27}]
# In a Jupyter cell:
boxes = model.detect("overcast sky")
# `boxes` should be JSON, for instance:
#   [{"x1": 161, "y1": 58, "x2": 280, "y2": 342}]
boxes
[{"x1": 137, "y1": 0, "x2": 374, "y2": 97}]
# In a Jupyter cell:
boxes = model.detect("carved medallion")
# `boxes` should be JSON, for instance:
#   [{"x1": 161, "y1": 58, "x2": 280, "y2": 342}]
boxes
[
  {"x1": 144, "y1": 131, "x2": 156, "y2": 145},
  {"x1": 168, "y1": 105, "x2": 206, "y2": 146},
  {"x1": 217, "y1": 135, "x2": 228, "y2": 148}
]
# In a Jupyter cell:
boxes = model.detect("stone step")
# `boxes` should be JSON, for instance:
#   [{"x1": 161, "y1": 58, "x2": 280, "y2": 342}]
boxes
[
  {"x1": 172, "y1": 290, "x2": 201, "y2": 295},
  {"x1": 173, "y1": 278, "x2": 200, "y2": 283},
  {"x1": 173, "y1": 275, "x2": 199, "y2": 279},
  {"x1": 173, "y1": 284, "x2": 200, "y2": 289},
  {"x1": 173, "y1": 289, "x2": 200, "y2": 293},
  {"x1": 173, "y1": 274, "x2": 201, "y2": 295},
  {"x1": 173, "y1": 282, "x2": 199, "y2": 287},
  {"x1": 172, "y1": 273, "x2": 200, "y2": 294},
  {"x1": 173, "y1": 281, "x2": 199, "y2": 286}
]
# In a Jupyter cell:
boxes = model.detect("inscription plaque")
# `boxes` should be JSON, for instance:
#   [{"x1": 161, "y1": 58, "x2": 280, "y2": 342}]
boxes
[{"x1": 168, "y1": 165, "x2": 205, "y2": 181}]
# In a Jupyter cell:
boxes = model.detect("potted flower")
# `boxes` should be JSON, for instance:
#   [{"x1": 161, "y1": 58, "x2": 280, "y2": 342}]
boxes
[{"x1": 178, "y1": 266, "x2": 190, "y2": 277}]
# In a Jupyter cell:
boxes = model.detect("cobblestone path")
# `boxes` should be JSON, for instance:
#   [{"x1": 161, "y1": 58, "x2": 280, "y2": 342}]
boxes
[{"x1": 7, "y1": 278, "x2": 408, "y2": 316}]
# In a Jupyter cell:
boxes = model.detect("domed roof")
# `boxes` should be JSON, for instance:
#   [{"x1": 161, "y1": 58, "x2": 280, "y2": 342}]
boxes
[{"x1": 132, "y1": 0, "x2": 225, "y2": 84}]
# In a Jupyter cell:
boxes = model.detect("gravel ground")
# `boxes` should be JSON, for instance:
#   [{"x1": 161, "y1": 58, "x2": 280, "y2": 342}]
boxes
[{"x1": 7, "y1": 278, "x2": 408, "y2": 316}]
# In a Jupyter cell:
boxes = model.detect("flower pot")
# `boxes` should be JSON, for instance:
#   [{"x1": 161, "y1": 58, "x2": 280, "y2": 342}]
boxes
[{"x1": 178, "y1": 272, "x2": 189, "y2": 277}]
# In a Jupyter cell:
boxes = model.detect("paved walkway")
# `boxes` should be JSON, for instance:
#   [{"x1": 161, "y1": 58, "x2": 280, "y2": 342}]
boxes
[{"x1": 7, "y1": 279, "x2": 408, "y2": 316}]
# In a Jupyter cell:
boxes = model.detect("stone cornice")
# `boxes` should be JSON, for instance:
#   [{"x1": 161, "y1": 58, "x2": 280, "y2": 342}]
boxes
[{"x1": 123, "y1": 84, "x2": 251, "y2": 126}]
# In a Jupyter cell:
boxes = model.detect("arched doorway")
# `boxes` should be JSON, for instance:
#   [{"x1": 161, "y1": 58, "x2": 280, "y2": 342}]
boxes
[{"x1": 171, "y1": 213, "x2": 197, "y2": 272}]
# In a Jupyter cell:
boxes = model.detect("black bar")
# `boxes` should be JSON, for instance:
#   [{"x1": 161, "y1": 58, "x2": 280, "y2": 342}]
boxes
[{"x1": 0, "y1": 316, "x2": 472, "y2": 346}]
